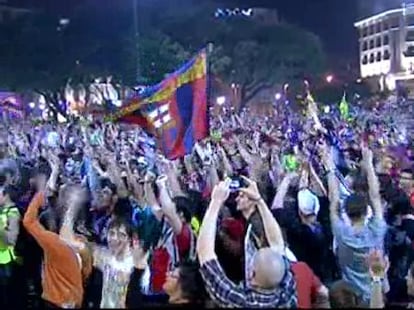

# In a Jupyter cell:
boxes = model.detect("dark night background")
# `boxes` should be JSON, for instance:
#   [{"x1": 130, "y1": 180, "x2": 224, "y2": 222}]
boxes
[
  {"x1": 5, "y1": 0, "x2": 409, "y2": 60},
  {"x1": 3, "y1": 0, "x2": 410, "y2": 68}
]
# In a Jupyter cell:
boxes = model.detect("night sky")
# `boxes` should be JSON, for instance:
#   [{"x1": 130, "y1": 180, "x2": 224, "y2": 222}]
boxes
[{"x1": 7, "y1": 0, "x2": 409, "y2": 60}]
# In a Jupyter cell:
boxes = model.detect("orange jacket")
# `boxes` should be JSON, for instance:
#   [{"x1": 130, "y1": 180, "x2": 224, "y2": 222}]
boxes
[{"x1": 23, "y1": 192, "x2": 92, "y2": 308}]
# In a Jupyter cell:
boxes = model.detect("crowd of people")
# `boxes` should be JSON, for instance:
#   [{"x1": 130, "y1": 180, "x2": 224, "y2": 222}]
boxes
[{"x1": 0, "y1": 94, "x2": 413, "y2": 308}]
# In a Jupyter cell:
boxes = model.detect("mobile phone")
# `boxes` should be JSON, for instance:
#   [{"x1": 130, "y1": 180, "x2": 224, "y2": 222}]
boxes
[
  {"x1": 229, "y1": 176, "x2": 246, "y2": 193},
  {"x1": 137, "y1": 156, "x2": 148, "y2": 167}
]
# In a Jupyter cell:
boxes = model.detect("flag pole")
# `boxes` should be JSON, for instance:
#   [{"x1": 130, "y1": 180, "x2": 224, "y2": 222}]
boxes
[{"x1": 206, "y1": 42, "x2": 214, "y2": 135}]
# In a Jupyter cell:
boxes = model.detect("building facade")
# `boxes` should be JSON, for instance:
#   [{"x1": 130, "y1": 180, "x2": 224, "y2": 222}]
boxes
[{"x1": 355, "y1": 3, "x2": 414, "y2": 91}]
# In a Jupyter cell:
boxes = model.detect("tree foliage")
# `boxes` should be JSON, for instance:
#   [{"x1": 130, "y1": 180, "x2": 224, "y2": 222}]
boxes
[
  {"x1": 155, "y1": 3, "x2": 326, "y2": 107},
  {"x1": 0, "y1": 1, "x2": 326, "y2": 111}
]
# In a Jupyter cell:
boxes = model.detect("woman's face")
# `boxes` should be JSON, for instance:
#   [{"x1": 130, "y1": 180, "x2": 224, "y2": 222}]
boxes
[{"x1": 163, "y1": 268, "x2": 181, "y2": 297}]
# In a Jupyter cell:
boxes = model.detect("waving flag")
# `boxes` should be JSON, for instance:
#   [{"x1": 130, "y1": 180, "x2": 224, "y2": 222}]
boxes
[{"x1": 108, "y1": 50, "x2": 208, "y2": 159}]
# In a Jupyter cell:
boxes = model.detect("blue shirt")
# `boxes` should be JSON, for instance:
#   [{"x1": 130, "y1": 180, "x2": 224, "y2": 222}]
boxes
[{"x1": 333, "y1": 216, "x2": 387, "y2": 302}]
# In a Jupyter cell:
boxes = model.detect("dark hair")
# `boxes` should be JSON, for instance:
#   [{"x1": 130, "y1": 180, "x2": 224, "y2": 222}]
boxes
[
  {"x1": 173, "y1": 196, "x2": 193, "y2": 223},
  {"x1": 352, "y1": 171, "x2": 369, "y2": 194},
  {"x1": 186, "y1": 190, "x2": 207, "y2": 221},
  {"x1": 107, "y1": 217, "x2": 134, "y2": 241},
  {"x1": 100, "y1": 179, "x2": 117, "y2": 196},
  {"x1": 392, "y1": 194, "x2": 412, "y2": 215},
  {"x1": 178, "y1": 260, "x2": 206, "y2": 303},
  {"x1": 344, "y1": 193, "x2": 368, "y2": 221}
]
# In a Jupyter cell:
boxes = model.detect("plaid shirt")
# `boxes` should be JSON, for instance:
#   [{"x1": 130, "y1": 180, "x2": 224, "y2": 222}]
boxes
[{"x1": 200, "y1": 258, "x2": 297, "y2": 308}]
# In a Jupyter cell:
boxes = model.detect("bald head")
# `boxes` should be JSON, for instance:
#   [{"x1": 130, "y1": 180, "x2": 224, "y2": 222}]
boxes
[{"x1": 252, "y1": 248, "x2": 287, "y2": 290}]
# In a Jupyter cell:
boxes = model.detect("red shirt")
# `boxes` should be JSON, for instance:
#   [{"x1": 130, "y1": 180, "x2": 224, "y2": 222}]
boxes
[
  {"x1": 151, "y1": 224, "x2": 192, "y2": 293},
  {"x1": 291, "y1": 261, "x2": 323, "y2": 309}
]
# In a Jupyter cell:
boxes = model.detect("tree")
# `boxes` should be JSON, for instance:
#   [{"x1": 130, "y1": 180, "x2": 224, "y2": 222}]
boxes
[
  {"x1": 154, "y1": 3, "x2": 326, "y2": 109},
  {"x1": 0, "y1": 1, "x2": 190, "y2": 118}
]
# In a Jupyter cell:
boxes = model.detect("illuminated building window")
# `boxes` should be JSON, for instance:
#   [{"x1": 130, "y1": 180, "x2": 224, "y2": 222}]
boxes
[
  {"x1": 404, "y1": 46, "x2": 414, "y2": 57},
  {"x1": 362, "y1": 55, "x2": 368, "y2": 65},
  {"x1": 390, "y1": 17, "x2": 399, "y2": 29},
  {"x1": 407, "y1": 15, "x2": 414, "y2": 26},
  {"x1": 406, "y1": 30, "x2": 414, "y2": 42}
]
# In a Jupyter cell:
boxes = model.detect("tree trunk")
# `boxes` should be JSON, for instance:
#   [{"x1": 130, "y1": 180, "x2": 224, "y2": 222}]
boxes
[{"x1": 239, "y1": 83, "x2": 272, "y2": 112}]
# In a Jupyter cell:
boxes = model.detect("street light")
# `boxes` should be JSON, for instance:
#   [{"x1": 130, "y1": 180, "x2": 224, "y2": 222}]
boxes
[
  {"x1": 275, "y1": 93, "x2": 282, "y2": 100},
  {"x1": 326, "y1": 75, "x2": 334, "y2": 83},
  {"x1": 216, "y1": 96, "x2": 226, "y2": 106},
  {"x1": 59, "y1": 18, "x2": 70, "y2": 26},
  {"x1": 28, "y1": 102, "x2": 36, "y2": 109}
]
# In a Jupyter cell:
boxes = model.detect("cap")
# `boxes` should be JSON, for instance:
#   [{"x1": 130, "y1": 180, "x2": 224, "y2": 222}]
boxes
[{"x1": 298, "y1": 189, "x2": 320, "y2": 216}]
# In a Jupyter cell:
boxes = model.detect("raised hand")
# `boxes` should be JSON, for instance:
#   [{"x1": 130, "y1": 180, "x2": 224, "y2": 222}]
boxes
[
  {"x1": 155, "y1": 175, "x2": 168, "y2": 189},
  {"x1": 319, "y1": 141, "x2": 335, "y2": 171},
  {"x1": 132, "y1": 238, "x2": 149, "y2": 269},
  {"x1": 239, "y1": 176, "x2": 261, "y2": 201},
  {"x1": 361, "y1": 143, "x2": 373, "y2": 166},
  {"x1": 211, "y1": 178, "x2": 231, "y2": 205},
  {"x1": 367, "y1": 249, "x2": 388, "y2": 280}
]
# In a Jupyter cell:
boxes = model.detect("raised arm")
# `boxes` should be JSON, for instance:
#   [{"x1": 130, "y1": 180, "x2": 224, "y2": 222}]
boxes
[
  {"x1": 361, "y1": 145, "x2": 382, "y2": 219},
  {"x1": 143, "y1": 172, "x2": 163, "y2": 221},
  {"x1": 271, "y1": 173, "x2": 296, "y2": 210},
  {"x1": 197, "y1": 179, "x2": 247, "y2": 307},
  {"x1": 241, "y1": 176, "x2": 285, "y2": 253},
  {"x1": 322, "y1": 144, "x2": 341, "y2": 225},
  {"x1": 23, "y1": 192, "x2": 61, "y2": 251},
  {"x1": 156, "y1": 176, "x2": 183, "y2": 235},
  {"x1": 197, "y1": 179, "x2": 230, "y2": 264}
]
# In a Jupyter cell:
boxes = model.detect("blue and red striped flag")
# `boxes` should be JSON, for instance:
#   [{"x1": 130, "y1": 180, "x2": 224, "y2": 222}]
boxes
[{"x1": 108, "y1": 50, "x2": 209, "y2": 159}]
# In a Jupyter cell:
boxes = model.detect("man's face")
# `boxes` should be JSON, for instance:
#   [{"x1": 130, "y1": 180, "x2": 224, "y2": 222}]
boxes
[
  {"x1": 236, "y1": 191, "x2": 254, "y2": 213},
  {"x1": 107, "y1": 224, "x2": 130, "y2": 256},
  {"x1": 97, "y1": 187, "x2": 114, "y2": 209}
]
